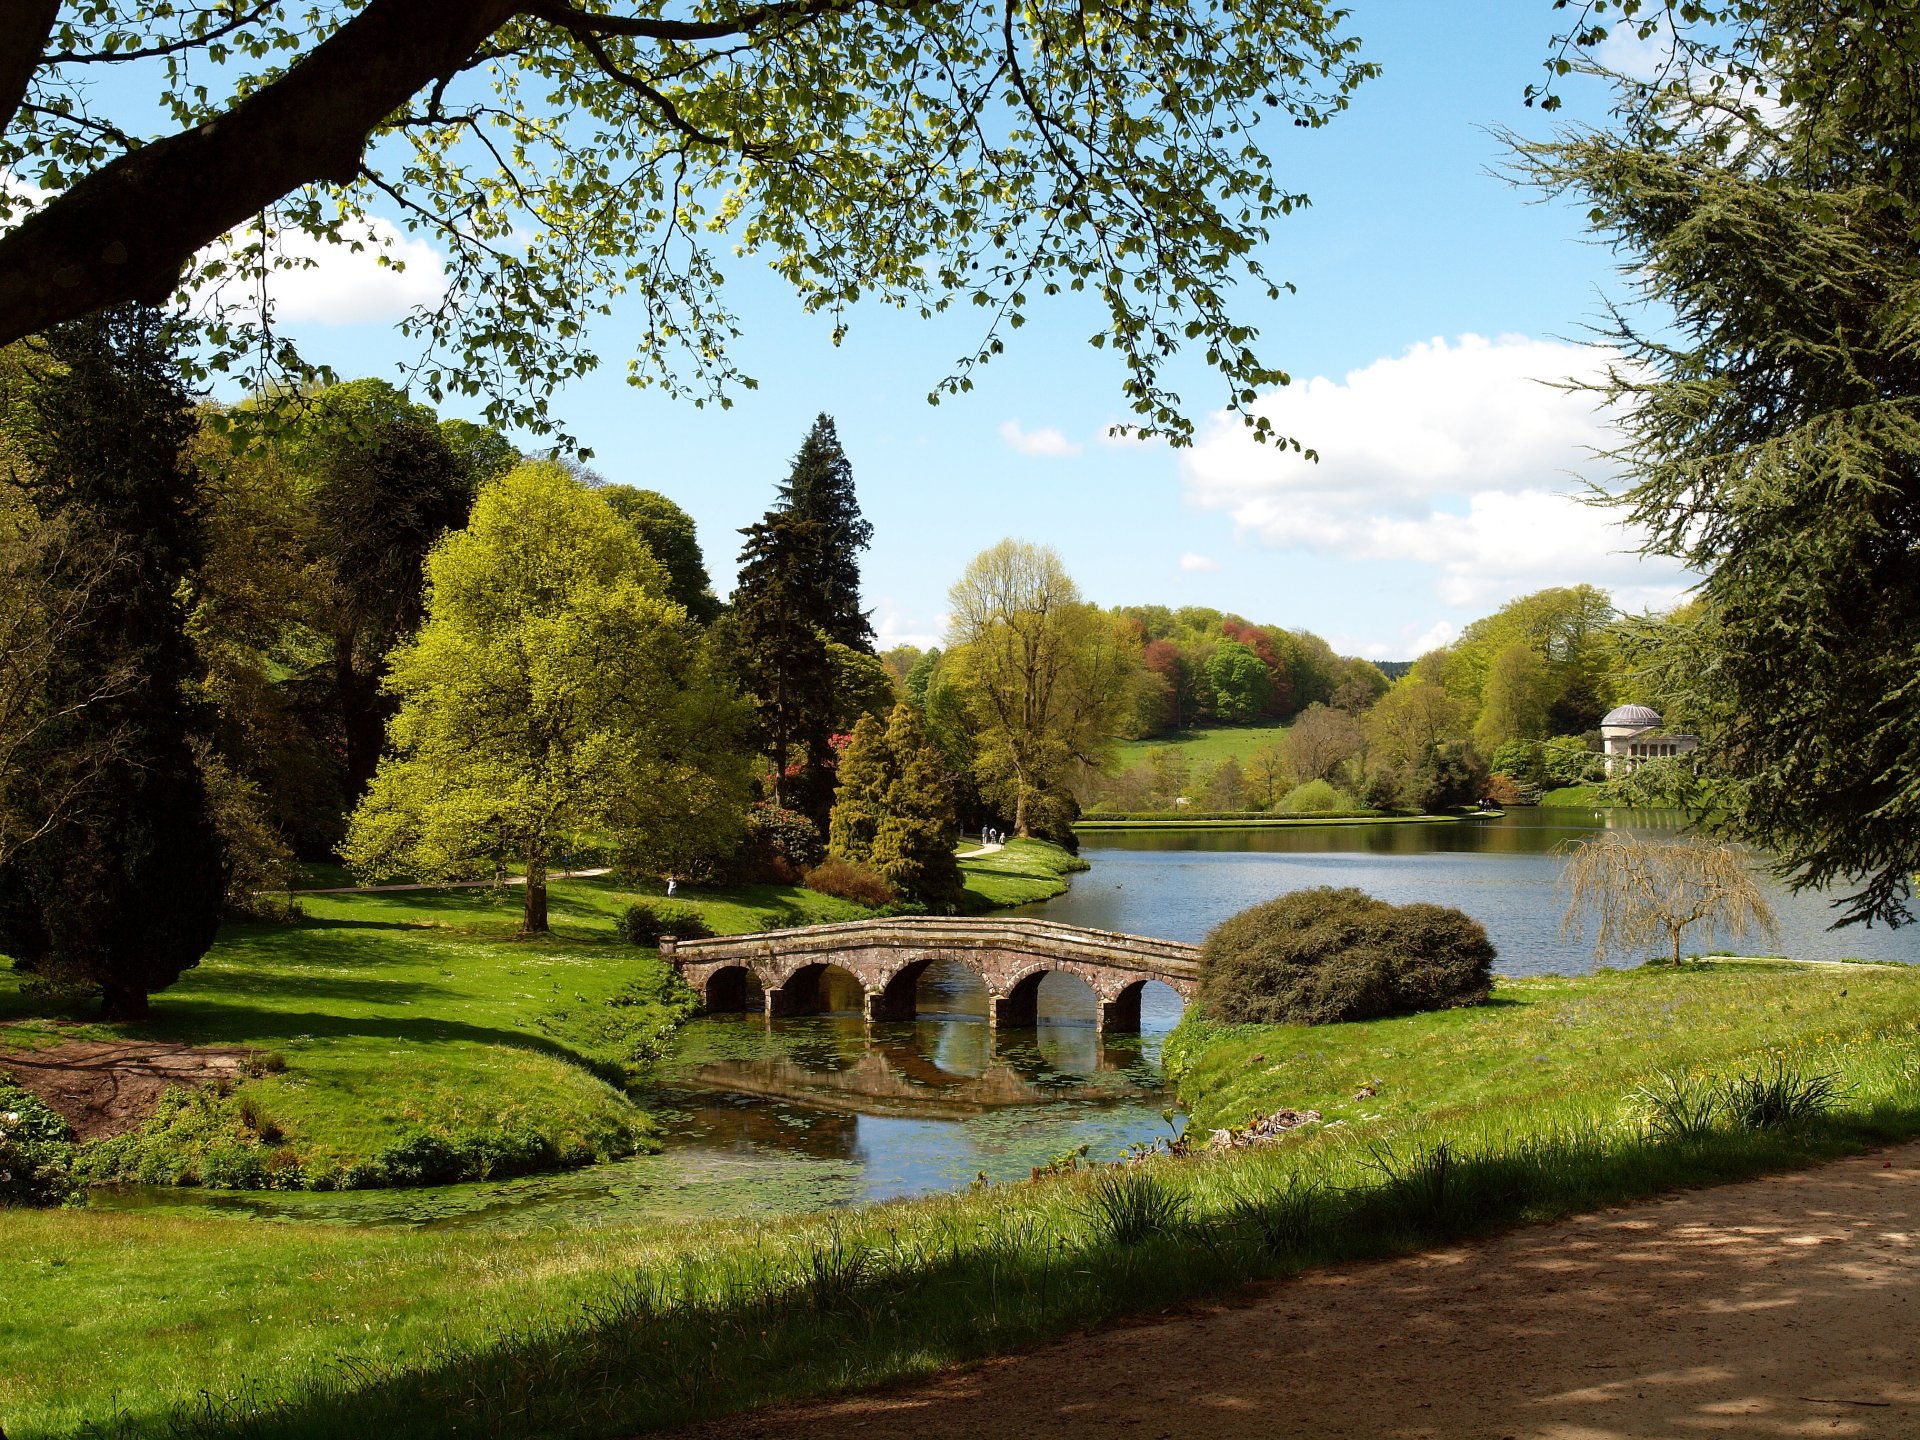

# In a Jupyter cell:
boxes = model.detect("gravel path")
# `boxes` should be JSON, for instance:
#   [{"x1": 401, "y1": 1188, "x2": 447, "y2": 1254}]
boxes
[{"x1": 682, "y1": 1141, "x2": 1920, "y2": 1439}]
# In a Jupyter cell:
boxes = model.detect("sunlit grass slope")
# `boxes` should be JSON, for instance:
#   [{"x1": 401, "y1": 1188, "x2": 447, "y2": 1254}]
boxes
[{"x1": 3, "y1": 957, "x2": 1917, "y2": 1440}]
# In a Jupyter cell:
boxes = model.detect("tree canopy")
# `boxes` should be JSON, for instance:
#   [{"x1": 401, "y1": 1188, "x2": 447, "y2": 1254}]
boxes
[
  {"x1": 341, "y1": 460, "x2": 745, "y2": 931},
  {"x1": 0, "y1": 0, "x2": 1375, "y2": 444},
  {"x1": 944, "y1": 539, "x2": 1134, "y2": 837}
]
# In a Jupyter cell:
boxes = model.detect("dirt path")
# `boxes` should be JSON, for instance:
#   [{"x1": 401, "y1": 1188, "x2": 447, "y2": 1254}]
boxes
[
  {"x1": 684, "y1": 1142, "x2": 1920, "y2": 1440},
  {"x1": 0, "y1": 1040, "x2": 259, "y2": 1139}
]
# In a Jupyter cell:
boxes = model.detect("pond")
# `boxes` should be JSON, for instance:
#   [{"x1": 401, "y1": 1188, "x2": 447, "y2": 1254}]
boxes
[
  {"x1": 90, "y1": 960, "x2": 1186, "y2": 1231},
  {"x1": 89, "y1": 808, "x2": 1917, "y2": 1230}
]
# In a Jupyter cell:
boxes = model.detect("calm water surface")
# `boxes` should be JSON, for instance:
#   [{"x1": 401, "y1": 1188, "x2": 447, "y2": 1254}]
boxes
[
  {"x1": 1032, "y1": 810, "x2": 1920, "y2": 970},
  {"x1": 92, "y1": 810, "x2": 1916, "y2": 1229},
  {"x1": 93, "y1": 961, "x2": 1183, "y2": 1230}
]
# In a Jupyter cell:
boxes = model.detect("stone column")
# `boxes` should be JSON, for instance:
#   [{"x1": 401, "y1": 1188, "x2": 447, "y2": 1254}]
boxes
[
  {"x1": 1097, "y1": 987, "x2": 1143, "y2": 1034},
  {"x1": 990, "y1": 988, "x2": 1038, "y2": 1029}
]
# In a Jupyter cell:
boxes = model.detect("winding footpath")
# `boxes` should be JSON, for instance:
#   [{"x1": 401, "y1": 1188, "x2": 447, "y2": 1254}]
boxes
[{"x1": 681, "y1": 1141, "x2": 1920, "y2": 1439}]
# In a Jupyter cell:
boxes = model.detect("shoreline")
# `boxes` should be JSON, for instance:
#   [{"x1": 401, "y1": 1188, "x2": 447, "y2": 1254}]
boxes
[{"x1": 1075, "y1": 810, "x2": 1501, "y2": 832}]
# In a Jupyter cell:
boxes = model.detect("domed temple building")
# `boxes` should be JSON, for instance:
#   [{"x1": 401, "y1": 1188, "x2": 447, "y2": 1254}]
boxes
[{"x1": 1599, "y1": 704, "x2": 1699, "y2": 778}]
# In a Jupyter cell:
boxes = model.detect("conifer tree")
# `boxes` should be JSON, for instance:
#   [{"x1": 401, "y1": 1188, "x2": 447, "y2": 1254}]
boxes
[
  {"x1": 827, "y1": 712, "x2": 890, "y2": 864},
  {"x1": 871, "y1": 702, "x2": 962, "y2": 908},
  {"x1": 826, "y1": 701, "x2": 960, "y2": 907},
  {"x1": 777, "y1": 415, "x2": 874, "y2": 651},
  {"x1": 0, "y1": 306, "x2": 226, "y2": 1018},
  {"x1": 730, "y1": 511, "x2": 837, "y2": 815}
]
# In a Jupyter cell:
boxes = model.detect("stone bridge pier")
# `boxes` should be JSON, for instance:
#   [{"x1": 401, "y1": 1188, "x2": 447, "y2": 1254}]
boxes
[{"x1": 662, "y1": 917, "x2": 1200, "y2": 1034}]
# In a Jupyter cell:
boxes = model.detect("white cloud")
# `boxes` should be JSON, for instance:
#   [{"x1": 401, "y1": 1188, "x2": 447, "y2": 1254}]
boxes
[
  {"x1": 873, "y1": 600, "x2": 941, "y2": 652},
  {"x1": 1181, "y1": 333, "x2": 1691, "y2": 610},
  {"x1": 198, "y1": 215, "x2": 447, "y2": 327},
  {"x1": 1595, "y1": 21, "x2": 1675, "y2": 83},
  {"x1": 999, "y1": 419, "x2": 1083, "y2": 458},
  {"x1": 1178, "y1": 552, "x2": 1220, "y2": 573},
  {"x1": 1402, "y1": 620, "x2": 1458, "y2": 658}
]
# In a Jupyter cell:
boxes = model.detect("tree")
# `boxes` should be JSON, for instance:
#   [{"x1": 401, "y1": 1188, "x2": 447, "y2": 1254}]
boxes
[
  {"x1": 0, "y1": 3, "x2": 1373, "y2": 446},
  {"x1": 1521, "y1": 2, "x2": 1920, "y2": 925},
  {"x1": 828, "y1": 641, "x2": 897, "y2": 732},
  {"x1": 1245, "y1": 742, "x2": 1292, "y2": 810},
  {"x1": 1199, "y1": 756, "x2": 1249, "y2": 811},
  {"x1": 1287, "y1": 702, "x2": 1362, "y2": 784},
  {"x1": 599, "y1": 486, "x2": 720, "y2": 625},
  {"x1": 302, "y1": 381, "x2": 481, "y2": 806},
  {"x1": 0, "y1": 307, "x2": 226, "y2": 1018},
  {"x1": 729, "y1": 510, "x2": 835, "y2": 815},
  {"x1": 904, "y1": 648, "x2": 941, "y2": 713},
  {"x1": 341, "y1": 461, "x2": 745, "y2": 932},
  {"x1": 944, "y1": 540, "x2": 1134, "y2": 837},
  {"x1": 1204, "y1": 641, "x2": 1271, "y2": 724},
  {"x1": 1473, "y1": 641, "x2": 1553, "y2": 753},
  {"x1": 828, "y1": 701, "x2": 960, "y2": 907},
  {"x1": 777, "y1": 416, "x2": 873, "y2": 651},
  {"x1": 0, "y1": 485, "x2": 135, "y2": 870},
  {"x1": 1559, "y1": 834, "x2": 1777, "y2": 968}
]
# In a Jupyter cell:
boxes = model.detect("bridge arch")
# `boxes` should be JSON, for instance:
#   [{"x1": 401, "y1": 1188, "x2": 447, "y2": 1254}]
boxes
[
  {"x1": 665, "y1": 917, "x2": 1200, "y2": 1034},
  {"x1": 702, "y1": 964, "x2": 763, "y2": 1014}
]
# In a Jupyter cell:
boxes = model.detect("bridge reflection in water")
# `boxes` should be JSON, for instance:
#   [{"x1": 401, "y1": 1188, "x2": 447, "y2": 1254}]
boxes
[{"x1": 659, "y1": 959, "x2": 1184, "y2": 1169}]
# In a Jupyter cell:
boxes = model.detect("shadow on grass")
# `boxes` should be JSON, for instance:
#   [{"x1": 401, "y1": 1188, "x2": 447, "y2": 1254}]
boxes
[{"x1": 139, "y1": 1104, "x2": 1920, "y2": 1440}]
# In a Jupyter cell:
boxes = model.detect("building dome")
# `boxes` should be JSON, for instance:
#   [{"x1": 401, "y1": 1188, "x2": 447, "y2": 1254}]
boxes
[{"x1": 1601, "y1": 703, "x2": 1662, "y2": 729}]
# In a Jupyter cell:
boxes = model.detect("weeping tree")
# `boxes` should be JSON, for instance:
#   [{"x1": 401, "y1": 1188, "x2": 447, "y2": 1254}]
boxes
[
  {"x1": 1558, "y1": 833, "x2": 1777, "y2": 967},
  {"x1": 1520, "y1": 0, "x2": 1920, "y2": 925}
]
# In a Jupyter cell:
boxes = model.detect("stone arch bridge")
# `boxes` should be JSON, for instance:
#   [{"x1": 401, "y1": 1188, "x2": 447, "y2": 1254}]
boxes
[{"x1": 662, "y1": 917, "x2": 1200, "y2": 1033}]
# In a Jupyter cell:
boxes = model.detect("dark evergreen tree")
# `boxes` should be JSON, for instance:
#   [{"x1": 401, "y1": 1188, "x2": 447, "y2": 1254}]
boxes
[
  {"x1": 776, "y1": 414, "x2": 874, "y2": 650},
  {"x1": 0, "y1": 306, "x2": 226, "y2": 1018},
  {"x1": 730, "y1": 512, "x2": 837, "y2": 816}
]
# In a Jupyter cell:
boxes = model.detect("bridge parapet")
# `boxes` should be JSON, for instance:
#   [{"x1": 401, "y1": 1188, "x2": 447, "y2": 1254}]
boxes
[{"x1": 663, "y1": 915, "x2": 1200, "y2": 1032}]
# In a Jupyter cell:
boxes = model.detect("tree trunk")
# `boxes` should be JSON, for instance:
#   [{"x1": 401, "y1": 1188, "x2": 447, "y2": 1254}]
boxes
[
  {"x1": 100, "y1": 978, "x2": 150, "y2": 1021},
  {"x1": 523, "y1": 851, "x2": 548, "y2": 934},
  {"x1": 1014, "y1": 785, "x2": 1029, "y2": 838}
]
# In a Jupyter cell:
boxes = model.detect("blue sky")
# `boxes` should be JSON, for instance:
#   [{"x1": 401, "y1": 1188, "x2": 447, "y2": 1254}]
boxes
[{"x1": 189, "y1": 2, "x2": 1687, "y2": 659}]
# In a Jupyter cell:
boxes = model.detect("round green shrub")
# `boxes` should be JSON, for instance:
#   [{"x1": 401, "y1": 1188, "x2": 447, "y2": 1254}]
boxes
[
  {"x1": 1198, "y1": 886, "x2": 1496, "y2": 1025},
  {"x1": 1278, "y1": 779, "x2": 1354, "y2": 814},
  {"x1": 618, "y1": 900, "x2": 715, "y2": 946}
]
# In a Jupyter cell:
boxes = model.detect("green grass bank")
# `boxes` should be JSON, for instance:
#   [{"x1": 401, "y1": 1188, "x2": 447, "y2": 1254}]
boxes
[
  {"x1": 956, "y1": 836, "x2": 1088, "y2": 908},
  {"x1": 0, "y1": 839, "x2": 1084, "y2": 1192},
  {"x1": 4, "y1": 957, "x2": 1917, "y2": 1440},
  {"x1": 1076, "y1": 810, "x2": 1497, "y2": 831}
]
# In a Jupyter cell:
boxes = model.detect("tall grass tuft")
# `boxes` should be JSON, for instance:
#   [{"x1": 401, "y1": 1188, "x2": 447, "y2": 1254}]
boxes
[
  {"x1": 1639, "y1": 1070, "x2": 1721, "y2": 1141},
  {"x1": 1228, "y1": 1171, "x2": 1321, "y2": 1258},
  {"x1": 1720, "y1": 1061, "x2": 1841, "y2": 1131},
  {"x1": 1085, "y1": 1165, "x2": 1185, "y2": 1246}
]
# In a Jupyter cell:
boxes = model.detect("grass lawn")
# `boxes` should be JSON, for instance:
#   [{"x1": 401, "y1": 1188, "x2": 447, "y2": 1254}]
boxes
[
  {"x1": 4, "y1": 957, "x2": 1917, "y2": 1440},
  {"x1": 1165, "y1": 957, "x2": 1920, "y2": 1133},
  {"x1": 0, "y1": 875, "x2": 874, "y2": 1189},
  {"x1": 1113, "y1": 723, "x2": 1291, "y2": 769},
  {"x1": 1539, "y1": 783, "x2": 1608, "y2": 807},
  {"x1": 956, "y1": 837, "x2": 1087, "y2": 909}
]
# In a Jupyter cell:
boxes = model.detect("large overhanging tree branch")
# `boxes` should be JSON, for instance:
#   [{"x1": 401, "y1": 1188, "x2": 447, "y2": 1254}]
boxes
[{"x1": 0, "y1": 0, "x2": 1374, "y2": 444}]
